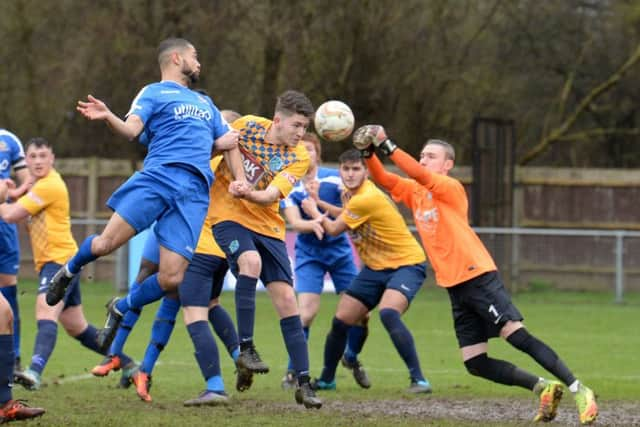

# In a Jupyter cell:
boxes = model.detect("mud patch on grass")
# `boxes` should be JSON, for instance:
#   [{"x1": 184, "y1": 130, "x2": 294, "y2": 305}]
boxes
[{"x1": 326, "y1": 397, "x2": 639, "y2": 426}]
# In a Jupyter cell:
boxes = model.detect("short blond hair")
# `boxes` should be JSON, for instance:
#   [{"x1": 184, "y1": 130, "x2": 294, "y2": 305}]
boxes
[{"x1": 424, "y1": 139, "x2": 455, "y2": 161}]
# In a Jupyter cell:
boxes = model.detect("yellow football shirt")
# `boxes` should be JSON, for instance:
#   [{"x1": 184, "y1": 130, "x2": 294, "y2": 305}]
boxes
[
  {"x1": 340, "y1": 180, "x2": 425, "y2": 270},
  {"x1": 17, "y1": 169, "x2": 78, "y2": 272},
  {"x1": 195, "y1": 156, "x2": 225, "y2": 257},
  {"x1": 208, "y1": 115, "x2": 310, "y2": 240}
]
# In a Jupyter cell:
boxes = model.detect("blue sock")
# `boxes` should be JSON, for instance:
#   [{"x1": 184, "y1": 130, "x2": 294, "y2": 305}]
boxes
[
  {"x1": 287, "y1": 326, "x2": 309, "y2": 371},
  {"x1": 379, "y1": 308, "x2": 424, "y2": 381},
  {"x1": 206, "y1": 375, "x2": 224, "y2": 393},
  {"x1": 139, "y1": 297, "x2": 179, "y2": 374},
  {"x1": 74, "y1": 324, "x2": 136, "y2": 366},
  {"x1": 230, "y1": 347, "x2": 240, "y2": 362},
  {"x1": 208, "y1": 305, "x2": 239, "y2": 360},
  {"x1": 30, "y1": 320, "x2": 57, "y2": 374},
  {"x1": 320, "y1": 317, "x2": 349, "y2": 383},
  {"x1": 345, "y1": 325, "x2": 368, "y2": 363},
  {"x1": 74, "y1": 324, "x2": 106, "y2": 355},
  {"x1": 280, "y1": 315, "x2": 309, "y2": 379},
  {"x1": 0, "y1": 286, "x2": 20, "y2": 359},
  {"x1": 187, "y1": 321, "x2": 221, "y2": 384},
  {"x1": 67, "y1": 234, "x2": 98, "y2": 274},
  {"x1": 72, "y1": 325, "x2": 135, "y2": 366},
  {"x1": 109, "y1": 307, "x2": 141, "y2": 356},
  {"x1": 0, "y1": 335, "x2": 14, "y2": 404},
  {"x1": 116, "y1": 273, "x2": 165, "y2": 314},
  {"x1": 235, "y1": 275, "x2": 257, "y2": 345}
]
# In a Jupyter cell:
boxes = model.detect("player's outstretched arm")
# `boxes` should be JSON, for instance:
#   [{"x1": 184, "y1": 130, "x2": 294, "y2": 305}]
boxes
[
  {"x1": 301, "y1": 197, "x2": 347, "y2": 237},
  {"x1": 283, "y1": 205, "x2": 325, "y2": 240},
  {"x1": 213, "y1": 129, "x2": 245, "y2": 181},
  {"x1": 316, "y1": 200, "x2": 342, "y2": 218},
  {"x1": 353, "y1": 125, "x2": 401, "y2": 190},
  {"x1": 0, "y1": 180, "x2": 8, "y2": 202},
  {"x1": 354, "y1": 124, "x2": 433, "y2": 186},
  {"x1": 213, "y1": 130, "x2": 240, "y2": 152},
  {"x1": 77, "y1": 95, "x2": 143, "y2": 141},
  {"x1": 0, "y1": 181, "x2": 30, "y2": 223},
  {"x1": 389, "y1": 149, "x2": 437, "y2": 186},
  {"x1": 223, "y1": 147, "x2": 245, "y2": 182},
  {"x1": 230, "y1": 183, "x2": 281, "y2": 206},
  {"x1": 7, "y1": 169, "x2": 33, "y2": 200}
]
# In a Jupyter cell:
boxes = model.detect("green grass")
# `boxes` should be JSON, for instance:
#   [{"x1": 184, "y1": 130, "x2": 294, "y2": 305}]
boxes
[{"x1": 12, "y1": 280, "x2": 640, "y2": 426}]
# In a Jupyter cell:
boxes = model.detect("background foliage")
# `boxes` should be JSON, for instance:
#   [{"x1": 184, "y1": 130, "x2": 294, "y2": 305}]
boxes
[{"x1": 1, "y1": 0, "x2": 639, "y2": 166}]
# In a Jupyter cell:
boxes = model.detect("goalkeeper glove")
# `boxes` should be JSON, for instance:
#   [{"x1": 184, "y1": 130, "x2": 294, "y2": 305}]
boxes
[{"x1": 352, "y1": 124, "x2": 397, "y2": 156}]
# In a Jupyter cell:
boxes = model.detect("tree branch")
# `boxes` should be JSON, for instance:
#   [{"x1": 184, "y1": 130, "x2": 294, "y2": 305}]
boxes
[
  {"x1": 519, "y1": 42, "x2": 640, "y2": 165},
  {"x1": 556, "y1": 128, "x2": 640, "y2": 142}
]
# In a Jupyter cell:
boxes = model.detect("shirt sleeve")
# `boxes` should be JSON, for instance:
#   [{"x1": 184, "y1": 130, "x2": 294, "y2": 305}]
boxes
[
  {"x1": 16, "y1": 177, "x2": 60, "y2": 215},
  {"x1": 126, "y1": 85, "x2": 154, "y2": 124},
  {"x1": 8, "y1": 135, "x2": 26, "y2": 169},
  {"x1": 208, "y1": 99, "x2": 231, "y2": 140},
  {"x1": 388, "y1": 177, "x2": 419, "y2": 207},
  {"x1": 389, "y1": 148, "x2": 466, "y2": 206},
  {"x1": 280, "y1": 188, "x2": 301, "y2": 209},
  {"x1": 340, "y1": 192, "x2": 372, "y2": 230},
  {"x1": 270, "y1": 146, "x2": 310, "y2": 198}
]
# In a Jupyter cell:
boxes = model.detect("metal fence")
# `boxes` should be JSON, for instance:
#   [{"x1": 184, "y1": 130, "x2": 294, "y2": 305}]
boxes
[
  {"x1": 473, "y1": 227, "x2": 640, "y2": 303},
  {"x1": 65, "y1": 220, "x2": 640, "y2": 303}
]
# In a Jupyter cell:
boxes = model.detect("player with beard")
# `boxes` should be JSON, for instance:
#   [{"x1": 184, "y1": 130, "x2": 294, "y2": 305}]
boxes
[{"x1": 45, "y1": 38, "x2": 243, "y2": 353}]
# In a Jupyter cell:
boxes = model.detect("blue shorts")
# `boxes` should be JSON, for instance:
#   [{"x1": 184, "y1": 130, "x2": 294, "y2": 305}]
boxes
[
  {"x1": 107, "y1": 165, "x2": 209, "y2": 261},
  {"x1": 142, "y1": 228, "x2": 160, "y2": 265},
  {"x1": 346, "y1": 263, "x2": 427, "y2": 311},
  {"x1": 38, "y1": 262, "x2": 81, "y2": 308},
  {"x1": 0, "y1": 222, "x2": 19, "y2": 275},
  {"x1": 179, "y1": 253, "x2": 229, "y2": 307},
  {"x1": 213, "y1": 221, "x2": 293, "y2": 286},
  {"x1": 294, "y1": 244, "x2": 357, "y2": 294}
]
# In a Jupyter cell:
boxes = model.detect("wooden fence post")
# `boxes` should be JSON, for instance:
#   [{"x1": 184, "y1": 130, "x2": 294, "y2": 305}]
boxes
[{"x1": 85, "y1": 156, "x2": 98, "y2": 281}]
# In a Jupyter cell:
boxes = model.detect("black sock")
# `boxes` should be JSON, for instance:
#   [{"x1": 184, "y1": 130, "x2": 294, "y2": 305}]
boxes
[
  {"x1": 320, "y1": 317, "x2": 349, "y2": 383},
  {"x1": 507, "y1": 328, "x2": 576, "y2": 386},
  {"x1": 464, "y1": 353, "x2": 539, "y2": 390}
]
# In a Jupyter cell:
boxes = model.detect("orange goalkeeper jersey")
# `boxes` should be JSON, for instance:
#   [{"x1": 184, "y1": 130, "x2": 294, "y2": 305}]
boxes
[{"x1": 366, "y1": 151, "x2": 496, "y2": 287}]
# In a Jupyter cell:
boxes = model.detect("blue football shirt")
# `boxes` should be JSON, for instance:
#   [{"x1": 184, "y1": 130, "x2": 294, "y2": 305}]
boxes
[
  {"x1": 281, "y1": 167, "x2": 351, "y2": 251},
  {"x1": 0, "y1": 129, "x2": 26, "y2": 180},
  {"x1": 126, "y1": 81, "x2": 229, "y2": 185},
  {"x1": 0, "y1": 129, "x2": 24, "y2": 260}
]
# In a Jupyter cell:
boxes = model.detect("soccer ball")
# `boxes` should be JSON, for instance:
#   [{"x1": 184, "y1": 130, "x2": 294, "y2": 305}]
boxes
[{"x1": 314, "y1": 100, "x2": 355, "y2": 142}]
